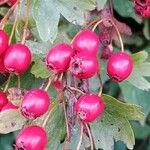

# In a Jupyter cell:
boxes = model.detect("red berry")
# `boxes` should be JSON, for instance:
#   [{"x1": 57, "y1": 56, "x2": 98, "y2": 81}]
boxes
[
  {"x1": 4, "y1": 44, "x2": 32, "y2": 74},
  {"x1": 21, "y1": 89, "x2": 50, "y2": 119},
  {"x1": 72, "y1": 30, "x2": 100, "y2": 55},
  {"x1": 0, "y1": 91, "x2": 8, "y2": 110},
  {"x1": 45, "y1": 43, "x2": 74, "y2": 74},
  {"x1": 0, "y1": 30, "x2": 8, "y2": 56},
  {"x1": 1, "y1": 101, "x2": 18, "y2": 112},
  {"x1": 69, "y1": 53, "x2": 99, "y2": 79},
  {"x1": 75, "y1": 94, "x2": 104, "y2": 122},
  {"x1": 15, "y1": 126, "x2": 47, "y2": 150},
  {"x1": 7, "y1": 0, "x2": 17, "y2": 6},
  {"x1": 52, "y1": 80, "x2": 63, "y2": 91},
  {"x1": 107, "y1": 52, "x2": 133, "y2": 82}
]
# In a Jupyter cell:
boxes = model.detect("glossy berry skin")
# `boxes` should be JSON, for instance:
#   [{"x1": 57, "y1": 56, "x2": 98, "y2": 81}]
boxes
[
  {"x1": 0, "y1": 91, "x2": 8, "y2": 110},
  {"x1": 75, "y1": 94, "x2": 104, "y2": 122},
  {"x1": 4, "y1": 44, "x2": 32, "y2": 74},
  {"x1": 45, "y1": 43, "x2": 74, "y2": 74},
  {"x1": 69, "y1": 53, "x2": 99, "y2": 79},
  {"x1": 1, "y1": 101, "x2": 18, "y2": 112},
  {"x1": 15, "y1": 126, "x2": 47, "y2": 150},
  {"x1": 72, "y1": 30, "x2": 100, "y2": 55},
  {"x1": 0, "y1": 30, "x2": 8, "y2": 56},
  {"x1": 107, "y1": 52, "x2": 133, "y2": 82},
  {"x1": 7, "y1": 0, "x2": 17, "y2": 6},
  {"x1": 21, "y1": 89, "x2": 50, "y2": 119}
]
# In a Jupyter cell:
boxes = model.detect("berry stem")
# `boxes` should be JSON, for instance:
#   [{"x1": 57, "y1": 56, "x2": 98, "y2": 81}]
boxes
[
  {"x1": 109, "y1": 0, "x2": 114, "y2": 16},
  {"x1": 92, "y1": 19, "x2": 103, "y2": 31},
  {"x1": 17, "y1": 75, "x2": 21, "y2": 88},
  {"x1": 84, "y1": 123, "x2": 94, "y2": 150},
  {"x1": 59, "y1": 91, "x2": 70, "y2": 143},
  {"x1": 3, "y1": 74, "x2": 12, "y2": 92},
  {"x1": 0, "y1": 0, "x2": 19, "y2": 29},
  {"x1": 9, "y1": 2, "x2": 20, "y2": 45},
  {"x1": 85, "y1": 18, "x2": 100, "y2": 29},
  {"x1": 44, "y1": 75, "x2": 56, "y2": 91},
  {"x1": 0, "y1": 0, "x2": 8, "y2": 6},
  {"x1": 109, "y1": 19, "x2": 124, "y2": 52},
  {"x1": 42, "y1": 99, "x2": 61, "y2": 127},
  {"x1": 76, "y1": 121, "x2": 84, "y2": 150},
  {"x1": 21, "y1": 0, "x2": 30, "y2": 44},
  {"x1": 97, "y1": 70, "x2": 103, "y2": 97},
  {"x1": 66, "y1": 86, "x2": 85, "y2": 94}
]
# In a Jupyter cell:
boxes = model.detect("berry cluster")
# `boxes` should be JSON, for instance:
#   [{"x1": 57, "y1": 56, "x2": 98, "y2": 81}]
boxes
[
  {"x1": 0, "y1": 3, "x2": 134, "y2": 149},
  {"x1": 134, "y1": 0, "x2": 150, "y2": 18}
]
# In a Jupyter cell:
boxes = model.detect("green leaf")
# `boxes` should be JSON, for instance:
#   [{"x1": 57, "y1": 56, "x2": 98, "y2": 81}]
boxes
[
  {"x1": 127, "y1": 51, "x2": 150, "y2": 91},
  {"x1": 0, "y1": 7, "x2": 8, "y2": 16},
  {"x1": 32, "y1": 0, "x2": 95, "y2": 42},
  {"x1": 113, "y1": 0, "x2": 141, "y2": 23},
  {"x1": 96, "y1": 0, "x2": 107, "y2": 11},
  {"x1": 119, "y1": 81, "x2": 150, "y2": 122},
  {"x1": 0, "y1": 110, "x2": 27, "y2": 134},
  {"x1": 131, "y1": 121, "x2": 150, "y2": 139},
  {"x1": 90, "y1": 94, "x2": 144, "y2": 150},
  {"x1": 31, "y1": 55, "x2": 51, "y2": 79}
]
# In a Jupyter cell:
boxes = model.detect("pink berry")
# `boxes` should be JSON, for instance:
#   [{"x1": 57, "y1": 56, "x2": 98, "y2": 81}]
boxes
[
  {"x1": 0, "y1": 30, "x2": 8, "y2": 56},
  {"x1": 72, "y1": 30, "x2": 100, "y2": 55},
  {"x1": 1, "y1": 101, "x2": 18, "y2": 112},
  {"x1": 107, "y1": 52, "x2": 133, "y2": 82},
  {"x1": 75, "y1": 94, "x2": 104, "y2": 122},
  {"x1": 69, "y1": 53, "x2": 99, "y2": 79},
  {"x1": 15, "y1": 126, "x2": 47, "y2": 150},
  {"x1": 0, "y1": 91, "x2": 8, "y2": 110},
  {"x1": 4, "y1": 44, "x2": 32, "y2": 74},
  {"x1": 7, "y1": 0, "x2": 17, "y2": 6},
  {"x1": 45, "y1": 43, "x2": 74, "y2": 74},
  {"x1": 21, "y1": 89, "x2": 50, "y2": 119}
]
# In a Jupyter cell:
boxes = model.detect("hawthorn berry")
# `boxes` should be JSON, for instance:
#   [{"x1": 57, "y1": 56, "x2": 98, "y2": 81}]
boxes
[
  {"x1": 107, "y1": 52, "x2": 133, "y2": 82},
  {"x1": 69, "y1": 53, "x2": 99, "y2": 79},
  {"x1": 21, "y1": 89, "x2": 50, "y2": 119},
  {"x1": 0, "y1": 30, "x2": 8, "y2": 56},
  {"x1": 72, "y1": 29, "x2": 100, "y2": 55},
  {"x1": 15, "y1": 126, "x2": 47, "y2": 150},
  {"x1": 1, "y1": 101, "x2": 18, "y2": 112},
  {"x1": 0, "y1": 91, "x2": 8, "y2": 110},
  {"x1": 75, "y1": 94, "x2": 104, "y2": 122},
  {"x1": 45, "y1": 43, "x2": 74, "y2": 74},
  {"x1": 4, "y1": 44, "x2": 32, "y2": 74},
  {"x1": 7, "y1": 0, "x2": 17, "y2": 6}
]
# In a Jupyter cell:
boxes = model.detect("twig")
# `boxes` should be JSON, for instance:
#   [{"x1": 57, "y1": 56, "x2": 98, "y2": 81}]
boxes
[
  {"x1": 92, "y1": 19, "x2": 103, "y2": 31},
  {"x1": 66, "y1": 86, "x2": 85, "y2": 94},
  {"x1": 21, "y1": 0, "x2": 30, "y2": 44},
  {"x1": 0, "y1": 1, "x2": 19, "y2": 29},
  {"x1": 3, "y1": 74, "x2": 12, "y2": 92},
  {"x1": 76, "y1": 121, "x2": 84, "y2": 150},
  {"x1": 84, "y1": 123, "x2": 94, "y2": 150},
  {"x1": 9, "y1": 2, "x2": 20, "y2": 44},
  {"x1": 109, "y1": 19, "x2": 124, "y2": 52},
  {"x1": 44, "y1": 74, "x2": 56, "y2": 91},
  {"x1": 42, "y1": 99, "x2": 61, "y2": 127}
]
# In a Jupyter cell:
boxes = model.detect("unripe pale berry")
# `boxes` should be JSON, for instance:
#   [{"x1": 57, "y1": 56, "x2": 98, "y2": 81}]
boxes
[
  {"x1": 107, "y1": 52, "x2": 133, "y2": 82},
  {"x1": 75, "y1": 94, "x2": 104, "y2": 122},
  {"x1": 4, "y1": 44, "x2": 32, "y2": 74},
  {"x1": 45, "y1": 43, "x2": 74, "y2": 74},
  {"x1": 72, "y1": 29, "x2": 100, "y2": 55},
  {"x1": 15, "y1": 126, "x2": 47, "y2": 150},
  {"x1": 69, "y1": 53, "x2": 99, "y2": 79},
  {"x1": 0, "y1": 91, "x2": 8, "y2": 110},
  {"x1": 1, "y1": 101, "x2": 18, "y2": 112},
  {"x1": 0, "y1": 30, "x2": 8, "y2": 56},
  {"x1": 21, "y1": 89, "x2": 50, "y2": 119}
]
